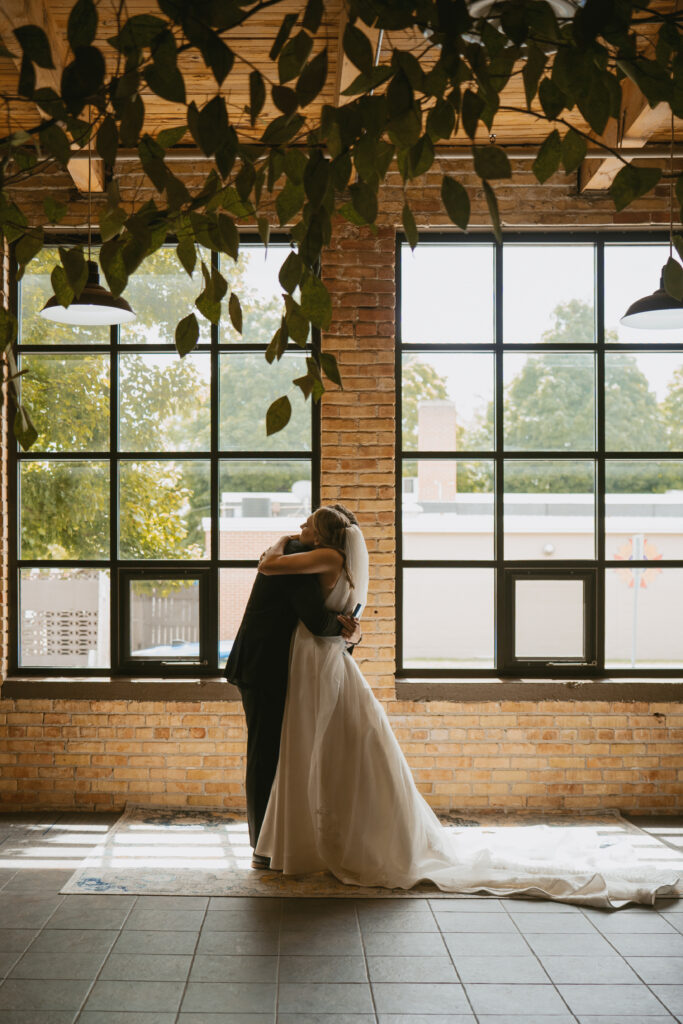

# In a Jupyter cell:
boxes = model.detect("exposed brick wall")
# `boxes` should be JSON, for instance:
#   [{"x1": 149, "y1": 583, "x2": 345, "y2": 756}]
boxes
[{"x1": 0, "y1": 158, "x2": 682, "y2": 813}]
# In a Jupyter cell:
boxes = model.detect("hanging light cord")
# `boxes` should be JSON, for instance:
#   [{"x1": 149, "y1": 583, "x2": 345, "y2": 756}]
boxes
[{"x1": 88, "y1": 108, "x2": 92, "y2": 265}]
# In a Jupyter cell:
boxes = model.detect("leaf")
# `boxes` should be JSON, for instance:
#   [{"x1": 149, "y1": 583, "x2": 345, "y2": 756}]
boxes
[
  {"x1": 300, "y1": 275, "x2": 331, "y2": 330},
  {"x1": 257, "y1": 216, "x2": 270, "y2": 248},
  {"x1": 426, "y1": 98, "x2": 455, "y2": 142},
  {"x1": 59, "y1": 246, "x2": 88, "y2": 298},
  {"x1": 272, "y1": 84, "x2": 298, "y2": 116},
  {"x1": 674, "y1": 233, "x2": 683, "y2": 264},
  {"x1": 18, "y1": 54, "x2": 35, "y2": 98},
  {"x1": 483, "y1": 181, "x2": 502, "y2": 243},
  {"x1": 119, "y1": 95, "x2": 144, "y2": 148},
  {"x1": 218, "y1": 214, "x2": 238, "y2": 259},
  {"x1": 523, "y1": 43, "x2": 546, "y2": 109},
  {"x1": 561, "y1": 128, "x2": 587, "y2": 174},
  {"x1": 68, "y1": 0, "x2": 98, "y2": 50},
  {"x1": 61, "y1": 46, "x2": 106, "y2": 116},
  {"x1": 285, "y1": 296, "x2": 310, "y2": 344},
  {"x1": 473, "y1": 145, "x2": 511, "y2": 180},
  {"x1": 349, "y1": 181, "x2": 377, "y2": 223},
  {"x1": 321, "y1": 351, "x2": 342, "y2": 387},
  {"x1": 227, "y1": 292, "x2": 242, "y2": 334},
  {"x1": 99, "y1": 237, "x2": 128, "y2": 296},
  {"x1": 176, "y1": 237, "x2": 196, "y2": 276},
  {"x1": 98, "y1": 204, "x2": 126, "y2": 241},
  {"x1": 269, "y1": 12, "x2": 298, "y2": 61},
  {"x1": 14, "y1": 405, "x2": 37, "y2": 452},
  {"x1": 441, "y1": 175, "x2": 470, "y2": 231},
  {"x1": 402, "y1": 201, "x2": 418, "y2": 250},
  {"x1": 278, "y1": 30, "x2": 313, "y2": 84},
  {"x1": 539, "y1": 77, "x2": 565, "y2": 120},
  {"x1": 249, "y1": 70, "x2": 265, "y2": 126},
  {"x1": 663, "y1": 257, "x2": 683, "y2": 302},
  {"x1": 198, "y1": 95, "x2": 228, "y2": 156},
  {"x1": 609, "y1": 164, "x2": 661, "y2": 212},
  {"x1": 303, "y1": 152, "x2": 330, "y2": 208},
  {"x1": 532, "y1": 130, "x2": 561, "y2": 184},
  {"x1": 144, "y1": 62, "x2": 186, "y2": 104},
  {"x1": 96, "y1": 115, "x2": 118, "y2": 166},
  {"x1": 14, "y1": 25, "x2": 53, "y2": 68},
  {"x1": 341, "y1": 64, "x2": 393, "y2": 96},
  {"x1": 0, "y1": 308, "x2": 18, "y2": 350},
  {"x1": 265, "y1": 326, "x2": 287, "y2": 363},
  {"x1": 343, "y1": 22, "x2": 374, "y2": 75},
  {"x1": 278, "y1": 252, "x2": 302, "y2": 294},
  {"x1": 276, "y1": 180, "x2": 305, "y2": 225},
  {"x1": 296, "y1": 47, "x2": 327, "y2": 107},
  {"x1": 43, "y1": 197, "x2": 67, "y2": 224},
  {"x1": 157, "y1": 125, "x2": 186, "y2": 148},
  {"x1": 303, "y1": 0, "x2": 323, "y2": 33},
  {"x1": 50, "y1": 264, "x2": 74, "y2": 307},
  {"x1": 41, "y1": 123, "x2": 70, "y2": 166},
  {"x1": 175, "y1": 312, "x2": 199, "y2": 356},
  {"x1": 266, "y1": 395, "x2": 292, "y2": 435},
  {"x1": 201, "y1": 33, "x2": 233, "y2": 86},
  {"x1": 461, "y1": 89, "x2": 484, "y2": 141},
  {"x1": 109, "y1": 13, "x2": 166, "y2": 53}
]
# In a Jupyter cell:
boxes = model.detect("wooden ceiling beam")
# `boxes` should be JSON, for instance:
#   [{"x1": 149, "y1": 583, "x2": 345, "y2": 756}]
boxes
[{"x1": 0, "y1": 0, "x2": 104, "y2": 192}]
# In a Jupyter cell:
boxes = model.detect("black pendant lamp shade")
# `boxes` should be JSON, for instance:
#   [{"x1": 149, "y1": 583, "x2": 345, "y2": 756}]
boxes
[{"x1": 39, "y1": 260, "x2": 135, "y2": 326}]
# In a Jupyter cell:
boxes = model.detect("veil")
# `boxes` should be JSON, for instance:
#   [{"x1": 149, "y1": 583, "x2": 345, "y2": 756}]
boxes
[{"x1": 344, "y1": 524, "x2": 369, "y2": 613}]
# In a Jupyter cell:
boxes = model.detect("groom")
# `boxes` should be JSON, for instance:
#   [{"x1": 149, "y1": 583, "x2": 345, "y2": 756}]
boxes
[{"x1": 225, "y1": 504, "x2": 361, "y2": 865}]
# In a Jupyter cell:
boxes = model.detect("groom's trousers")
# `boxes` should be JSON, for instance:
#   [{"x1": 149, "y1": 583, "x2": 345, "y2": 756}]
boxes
[{"x1": 239, "y1": 682, "x2": 287, "y2": 848}]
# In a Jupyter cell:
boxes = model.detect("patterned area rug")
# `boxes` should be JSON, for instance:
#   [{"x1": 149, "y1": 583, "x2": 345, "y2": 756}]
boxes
[{"x1": 60, "y1": 805, "x2": 683, "y2": 898}]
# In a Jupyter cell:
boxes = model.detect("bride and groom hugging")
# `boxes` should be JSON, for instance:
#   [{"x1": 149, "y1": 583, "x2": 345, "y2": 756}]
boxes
[{"x1": 225, "y1": 503, "x2": 681, "y2": 907}]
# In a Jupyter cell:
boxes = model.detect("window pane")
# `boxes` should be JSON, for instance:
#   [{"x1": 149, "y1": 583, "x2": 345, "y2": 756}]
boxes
[
  {"x1": 503, "y1": 244, "x2": 595, "y2": 344},
  {"x1": 400, "y1": 243, "x2": 494, "y2": 344},
  {"x1": 19, "y1": 249, "x2": 109, "y2": 346},
  {"x1": 504, "y1": 352, "x2": 595, "y2": 451},
  {"x1": 402, "y1": 353, "x2": 494, "y2": 451},
  {"x1": 515, "y1": 578, "x2": 585, "y2": 659},
  {"x1": 219, "y1": 460, "x2": 311, "y2": 560},
  {"x1": 129, "y1": 578, "x2": 200, "y2": 659},
  {"x1": 119, "y1": 248, "x2": 211, "y2": 345},
  {"x1": 219, "y1": 353, "x2": 311, "y2": 451},
  {"x1": 119, "y1": 353, "x2": 211, "y2": 452},
  {"x1": 402, "y1": 568, "x2": 494, "y2": 668},
  {"x1": 605, "y1": 243, "x2": 683, "y2": 344},
  {"x1": 20, "y1": 568, "x2": 110, "y2": 667},
  {"x1": 402, "y1": 459, "x2": 494, "y2": 559},
  {"x1": 119, "y1": 460, "x2": 210, "y2": 559},
  {"x1": 504, "y1": 460, "x2": 595, "y2": 560},
  {"x1": 20, "y1": 461, "x2": 109, "y2": 559},
  {"x1": 20, "y1": 353, "x2": 109, "y2": 452},
  {"x1": 219, "y1": 245, "x2": 289, "y2": 344},
  {"x1": 606, "y1": 568, "x2": 683, "y2": 667},
  {"x1": 220, "y1": 568, "x2": 259, "y2": 667},
  {"x1": 605, "y1": 352, "x2": 680, "y2": 451},
  {"x1": 606, "y1": 460, "x2": 683, "y2": 563}
]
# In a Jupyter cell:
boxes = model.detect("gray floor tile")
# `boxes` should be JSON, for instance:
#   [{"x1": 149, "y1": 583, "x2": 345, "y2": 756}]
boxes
[
  {"x1": 371, "y1": 983, "x2": 470, "y2": 1015},
  {"x1": 0, "y1": 895, "x2": 62, "y2": 929},
  {"x1": 60, "y1": 895, "x2": 135, "y2": 911},
  {"x1": 277, "y1": 983, "x2": 375, "y2": 1014},
  {"x1": 464, "y1": 983, "x2": 569, "y2": 1016},
  {"x1": 208, "y1": 895, "x2": 282, "y2": 910},
  {"x1": 196, "y1": 930, "x2": 279, "y2": 955},
  {"x1": 8, "y1": 950, "x2": 106, "y2": 979},
  {"x1": 0, "y1": 977, "x2": 91, "y2": 1011},
  {"x1": 99, "y1": 953, "x2": 193, "y2": 981},
  {"x1": 279, "y1": 1017, "x2": 375, "y2": 1024},
  {"x1": 558, "y1": 982, "x2": 669, "y2": 1015},
  {"x1": 202, "y1": 910, "x2": 281, "y2": 932},
  {"x1": 188, "y1": 954, "x2": 277, "y2": 982},
  {"x1": 134, "y1": 896, "x2": 208, "y2": 911},
  {"x1": 83, "y1": 979, "x2": 186, "y2": 1013},
  {"x1": 123, "y1": 908, "x2": 204, "y2": 931},
  {"x1": 584, "y1": 910, "x2": 678, "y2": 934},
  {"x1": 443, "y1": 933, "x2": 531, "y2": 957},
  {"x1": 0, "y1": 931, "x2": 36, "y2": 952},
  {"x1": 78, "y1": 1014, "x2": 177, "y2": 1024},
  {"x1": 359, "y1": 911, "x2": 437, "y2": 933},
  {"x1": 476, "y1": 1017, "x2": 576, "y2": 1024},
  {"x1": 179, "y1": 1015, "x2": 274, "y2": 1024},
  {"x1": 46, "y1": 904, "x2": 130, "y2": 931},
  {"x1": 626, "y1": 956, "x2": 683, "y2": 983},
  {"x1": 505, "y1": 899, "x2": 580, "y2": 913},
  {"x1": 278, "y1": 955, "x2": 366, "y2": 983},
  {"x1": 377, "y1": 1016, "x2": 476, "y2": 1024},
  {"x1": 453, "y1": 955, "x2": 548, "y2": 983},
  {"x1": 112, "y1": 929, "x2": 198, "y2": 954},
  {"x1": 0, "y1": 952, "x2": 20, "y2": 977},
  {"x1": 2, "y1": 870, "x2": 74, "y2": 891},
  {"x1": 651, "y1": 986, "x2": 683, "y2": 1015},
  {"x1": 511, "y1": 911, "x2": 596, "y2": 933},
  {"x1": 608, "y1": 934, "x2": 683, "y2": 956},
  {"x1": 28, "y1": 929, "x2": 118, "y2": 954},
  {"x1": 279, "y1": 930, "x2": 363, "y2": 956},
  {"x1": 428, "y1": 897, "x2": 504, "y2": 912},
  {"x1": 363, "y1": 932, "x2": 448, "y2": 956},
  {"x1": 540, "y1": 954, "x2": 643, "y2": 983},
  {"x1": 576, "y1": 1017, "x2": 676, "y2": 1024},
  {"x1": 434, "y1": 912, "x2": 518, "y2": 932},
  {"x1": 367, "y1": 956, "x2": 459, "y2": 983},
  {"x1": 0, "y1": 1013, "x2": 76, "y2": 1024},
  {"x1": 180, "y1": 982, "x2": 276, "y2": 1013},
  {"x1": 524, "y1": 932, "x2": 619, "y2": 956}
]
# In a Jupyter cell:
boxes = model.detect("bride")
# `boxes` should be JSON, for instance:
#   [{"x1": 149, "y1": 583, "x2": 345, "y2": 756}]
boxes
[{"x1": 254, "y1": 504, "x2": 681, "y2": 908}]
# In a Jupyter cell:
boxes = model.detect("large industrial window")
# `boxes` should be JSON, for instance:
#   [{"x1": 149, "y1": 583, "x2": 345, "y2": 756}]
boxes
[
  {"x1": 12, "y1": 241, "x2": 317, "y2": 677},
  {"x1": 398, "y1": 234, "x2": 683, "y2": 678}
]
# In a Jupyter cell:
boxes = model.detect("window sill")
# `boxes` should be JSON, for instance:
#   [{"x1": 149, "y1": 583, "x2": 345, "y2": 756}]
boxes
[
  {"x1": 1, "y1": 677, "x2": 242, "y2": 701},
  {"x1": 395, "y1": 678, "x2": 683, "y2": 702}
]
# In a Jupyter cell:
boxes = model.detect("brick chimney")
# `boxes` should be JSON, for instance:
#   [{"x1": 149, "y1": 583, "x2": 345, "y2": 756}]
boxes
[{"x1": 417, "y1": 400, "x2": 457, "y2": 501}]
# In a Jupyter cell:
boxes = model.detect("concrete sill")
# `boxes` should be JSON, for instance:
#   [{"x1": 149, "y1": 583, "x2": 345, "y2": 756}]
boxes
[
  {"x1": 1, "y1": 677, "x2": 241, "y2": 701},
  {"x1": 396, "y1": 678, "x2": 683, "y2": 702}
]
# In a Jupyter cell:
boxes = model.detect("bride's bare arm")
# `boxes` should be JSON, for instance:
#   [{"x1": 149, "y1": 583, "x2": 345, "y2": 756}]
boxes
[{"x1": 258, "y1": 543, "x2": 342, "y2": 576}]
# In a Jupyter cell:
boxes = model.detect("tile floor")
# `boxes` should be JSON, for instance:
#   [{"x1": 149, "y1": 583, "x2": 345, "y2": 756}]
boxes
[{"x1": 0, "y1": 812, "x2": 681, "y2": 1024}]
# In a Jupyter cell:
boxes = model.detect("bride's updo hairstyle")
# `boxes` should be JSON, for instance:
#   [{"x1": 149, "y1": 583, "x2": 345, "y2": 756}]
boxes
[{"x1": 312, "y1": 505, "x2": 355, "y2": 587}]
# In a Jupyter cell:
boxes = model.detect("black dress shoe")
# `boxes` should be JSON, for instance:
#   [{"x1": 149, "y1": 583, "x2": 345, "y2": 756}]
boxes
[{"x1": 251, "y1": 854, "x2": 270, "y2": 868}]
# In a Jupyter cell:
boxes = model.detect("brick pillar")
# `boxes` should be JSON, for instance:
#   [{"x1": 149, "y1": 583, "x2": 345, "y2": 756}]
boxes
[
  {"x1": 0, "y1": 240, "x2": 9, "y2": 685},
  {"x1": 321, "y1": 222, "x2": 396, "y2": 700},
  {"x1": 417, "y1": 400, "x2": 457, "y2": 502}
]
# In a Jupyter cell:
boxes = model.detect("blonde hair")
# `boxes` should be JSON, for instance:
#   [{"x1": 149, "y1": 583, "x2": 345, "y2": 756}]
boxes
[{"x1": 312, "y1": 505, "x2": 354, "y2": 587}]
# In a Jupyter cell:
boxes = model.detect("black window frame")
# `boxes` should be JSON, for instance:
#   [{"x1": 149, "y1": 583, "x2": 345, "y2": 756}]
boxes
[
  {"x1": 8, "y1": 235, "x2": 320, "y2": 680},
  {"x1": 396, "y1": 230, "x2": 683, "y2": 680}
]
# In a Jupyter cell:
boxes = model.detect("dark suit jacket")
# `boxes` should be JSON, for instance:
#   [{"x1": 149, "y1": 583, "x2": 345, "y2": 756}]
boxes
[{"x1": 224, "y1": 539, "x2": 343, "y2": 690}]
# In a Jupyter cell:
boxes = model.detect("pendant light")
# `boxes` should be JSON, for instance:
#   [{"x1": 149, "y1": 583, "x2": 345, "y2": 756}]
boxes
[
  {"x1": 620, "y1": 113, "x2": 683, "y2": 330},
  {"x1": 40, "y1": 116, "x2": 135, "y2": 327}
]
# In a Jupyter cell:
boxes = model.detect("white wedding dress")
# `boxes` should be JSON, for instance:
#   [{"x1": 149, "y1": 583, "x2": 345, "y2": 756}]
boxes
[{"x1": 256, "y1": 527, "x2": 682, "y2": 908}]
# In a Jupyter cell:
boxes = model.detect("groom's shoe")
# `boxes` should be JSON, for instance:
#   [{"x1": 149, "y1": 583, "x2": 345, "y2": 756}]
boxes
[{"x1": 251, "y1": 854, "x2": 270, "y2": 869}]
